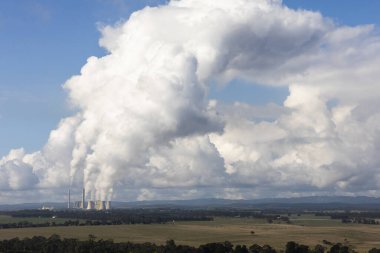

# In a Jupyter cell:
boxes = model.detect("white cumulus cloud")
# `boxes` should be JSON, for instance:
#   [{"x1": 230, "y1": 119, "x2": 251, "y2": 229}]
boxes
[{"x1": 2, "y1": 0, "x2": 380, "y2": 202}]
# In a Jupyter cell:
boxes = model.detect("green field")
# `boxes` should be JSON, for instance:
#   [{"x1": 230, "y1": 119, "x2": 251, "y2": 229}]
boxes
[{"x1": 0, "y1": 215, "x2": 379, "y2": 252}]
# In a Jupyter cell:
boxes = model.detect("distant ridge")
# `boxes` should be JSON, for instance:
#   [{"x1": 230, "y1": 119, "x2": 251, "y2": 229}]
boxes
[{"x1": 2, "y1": 196, "x2": 380, "y2": 211}]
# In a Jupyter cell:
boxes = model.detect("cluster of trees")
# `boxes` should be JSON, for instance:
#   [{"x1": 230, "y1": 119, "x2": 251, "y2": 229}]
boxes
[
  {"x1": 316, "y1": 212, "x2": 380, "y2": 225},
  {"x1": 0, "y1": 235, "x2": 376, "y2": 253},
  {"x1": 4, "y1": 209, "x2": 214, "y2": 223},
  {"x1": 0, "y1": 221, "x2": 52, "y2": 229},
  {"x1": 0, "y1": 220, "x2": 108, "y2": 229},
  {"x1": 0, "y1": 209, "x2": 216, "y2": 229},
  {"x1": 4, "y1": 208, "x2": 284, "y2": 221},
  {"x1": 0, "y1": 208, "x2": 288, "y2": 229},
  {"x1": 341, "y1": 218, "x2": 379, "y2": 225}
]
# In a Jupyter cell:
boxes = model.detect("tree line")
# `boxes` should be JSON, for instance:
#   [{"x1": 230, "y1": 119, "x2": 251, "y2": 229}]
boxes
[
  {"x1": 0, "y1": 209, "x2": 215, "y2": 229},
  {"x1": 0, "y1": 235, "x2": 378, "y2": 253},
  {"x1": 315, "y1": 211, "x2": 380, "y2": 225},
  {"x1": 0, "y1": 208, "x2": 286, "y2": 229}
]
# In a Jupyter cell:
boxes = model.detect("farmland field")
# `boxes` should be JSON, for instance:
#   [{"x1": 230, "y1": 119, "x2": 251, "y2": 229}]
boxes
[{"x1": 0, "y1": 215, "x2": 380, "y2": 252}]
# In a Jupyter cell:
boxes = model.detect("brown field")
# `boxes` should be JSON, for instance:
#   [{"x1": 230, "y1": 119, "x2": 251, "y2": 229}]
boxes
[{"x1": 0, "y1": 215, "x2": 379, "y2": 252}]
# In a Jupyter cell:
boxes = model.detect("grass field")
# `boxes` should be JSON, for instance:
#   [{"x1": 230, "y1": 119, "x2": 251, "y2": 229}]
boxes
[{"x1": 0, "y1": 215, "x2": 379, "y2": 252}]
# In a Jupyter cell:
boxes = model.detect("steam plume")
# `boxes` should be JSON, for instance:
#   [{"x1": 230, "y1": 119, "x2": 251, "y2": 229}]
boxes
[{"x1": 1, "y1": 0, "x2": 380, "y2": 201}]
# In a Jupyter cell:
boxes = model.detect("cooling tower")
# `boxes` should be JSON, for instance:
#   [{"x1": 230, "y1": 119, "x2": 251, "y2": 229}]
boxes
[
  {"x1": 74, "y1": 201, "x2": 81, "y2": 208},
  {"x1": 87, "y1": 201, "x2": 95, "y2": 210},
  {"x1": 95, "y1": 200, "x2": 105, "y2": 210},
  {"x1": 105, "y1": 201, "x2": 111, "y2": 210}
]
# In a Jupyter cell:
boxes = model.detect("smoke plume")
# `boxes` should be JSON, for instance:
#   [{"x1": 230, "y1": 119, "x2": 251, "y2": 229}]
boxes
[{"x1": 1, "y1": 0, "x2": 380, "y2": 201}]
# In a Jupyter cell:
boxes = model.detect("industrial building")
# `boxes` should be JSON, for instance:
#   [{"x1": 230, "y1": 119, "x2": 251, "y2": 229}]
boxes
[{"x1": 68, "y1": 188, "x2": 111, "y2": 211}]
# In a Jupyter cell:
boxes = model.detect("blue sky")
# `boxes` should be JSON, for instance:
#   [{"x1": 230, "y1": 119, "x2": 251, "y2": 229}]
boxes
[{"x1": 1, "y1": 0, "x2": 380, "y2": 157}]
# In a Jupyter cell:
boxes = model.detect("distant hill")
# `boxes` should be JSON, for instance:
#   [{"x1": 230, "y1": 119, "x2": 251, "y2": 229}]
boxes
[{"x1": 2, "y1": 196, "x2": 380, "y2": 211}]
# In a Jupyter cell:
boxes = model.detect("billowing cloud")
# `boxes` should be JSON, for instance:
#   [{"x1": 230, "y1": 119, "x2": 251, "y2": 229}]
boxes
[
  {"x1": 211, "y1": 86, "x2": 380, "y2": 197},
  {"x1": 0, "y1": 149, "x2": 39, "y2": 191},
  {"x1": 2, "y1": 0, "x2": 380, "y2": 202}
]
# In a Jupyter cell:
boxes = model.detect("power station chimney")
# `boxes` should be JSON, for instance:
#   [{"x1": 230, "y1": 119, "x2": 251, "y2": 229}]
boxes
[
  {"x1": 68, "y1": 189, "x2": 71, "y2": 209},
  {"x1": 80, "y1": 188, "x2": 85, "y2": 209}
]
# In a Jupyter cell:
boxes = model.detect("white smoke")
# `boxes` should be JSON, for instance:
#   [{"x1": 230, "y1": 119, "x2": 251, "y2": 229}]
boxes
[
  {"x1": 0, "y1": 149, "x2": 39, "y2": 191},
  {"x1": 1, "y1": 0, "x2": 380, "y2": 201}
]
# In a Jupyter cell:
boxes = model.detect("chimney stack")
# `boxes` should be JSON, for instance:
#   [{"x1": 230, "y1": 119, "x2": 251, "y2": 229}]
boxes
[
  {"x1": 80, "y1": 188, "x2": 86, "y2": 209},
  {"x1": 68, "y1": 189, "x2": 71, "y2": 209}
]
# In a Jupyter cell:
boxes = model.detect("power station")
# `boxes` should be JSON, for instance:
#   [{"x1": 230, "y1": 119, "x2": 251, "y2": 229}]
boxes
[{"x1": 68, "y1": 188, "x2": 111, "y2": 211}]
